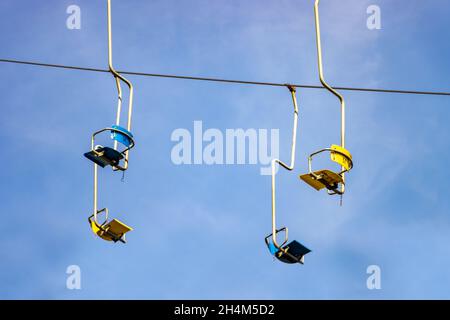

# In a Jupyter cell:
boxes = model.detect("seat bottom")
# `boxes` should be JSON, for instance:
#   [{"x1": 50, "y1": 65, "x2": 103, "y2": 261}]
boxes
[
  {"x1": 84, "y1": 146, "x2": 123, "y2": 168},
  {"x1": 267, "y1": 240, "x2": 311, "y2": 264},
  {"x1": 300, "y1": 169, "x2": 343, "y2": 192},
  {"x1": 90, "y1": 218, "x2": 133, "y2": 243},
  {"x1": 275, "y1": 240, "x2": 311, "y2": 264}
]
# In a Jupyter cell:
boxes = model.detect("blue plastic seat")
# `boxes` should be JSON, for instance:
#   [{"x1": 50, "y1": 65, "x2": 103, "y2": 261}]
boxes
[
  {"x1": 111, "y1": 125, "x2": 133, "y2": 148},
  {"x1": 266, "y1": 239, "x2": 311, "y2": 264}
]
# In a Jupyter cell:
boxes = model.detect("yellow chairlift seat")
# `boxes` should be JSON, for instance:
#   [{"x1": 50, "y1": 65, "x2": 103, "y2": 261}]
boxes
[
  {"x1": 89, "y1": 214, "x2": 133, "y2": 243},
  {"x1": 300, "y1": 169, "x2": 343, "y2": 193},
  {"x1": 300, "y1": 144, "x2": 353, "y2": 195}
]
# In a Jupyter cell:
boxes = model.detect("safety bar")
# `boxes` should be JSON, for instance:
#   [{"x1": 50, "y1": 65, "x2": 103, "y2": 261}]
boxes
[
  {"x1": 307, "y1": 148, "x2": 353, "y2": 176},
  {"x1": 91, "y1": 127, "x2": 135, "y2": 152}
]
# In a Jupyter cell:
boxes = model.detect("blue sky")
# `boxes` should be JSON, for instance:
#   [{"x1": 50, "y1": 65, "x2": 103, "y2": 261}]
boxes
[{"x1": 1, "y1": 0, "x2": 450, "y2": 299}]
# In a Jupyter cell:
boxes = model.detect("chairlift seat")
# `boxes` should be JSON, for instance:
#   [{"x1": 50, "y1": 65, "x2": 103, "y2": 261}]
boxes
[
  {"x1": 84, "y1": 145, "x2": 124, "y2": 168},
  {"x1": 89, "y1": 217, "x2": 133, "y2": 243},
  {"x1": 268, "y1": 240, "x2": 311, "y2": 264},
  {"x1": 300, "y1": 169, "x2": 343, "y2": 192}
]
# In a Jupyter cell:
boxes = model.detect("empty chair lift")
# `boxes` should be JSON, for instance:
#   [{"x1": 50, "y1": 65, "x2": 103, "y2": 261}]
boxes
[
  {"x1": 265, "y1": 85, "x2": 311, "y2": 265},
  {"x1": 300, "y1": 0, "x2": 354, "y2": 202},
  {"x1": 84, "y1": 0, "x2": 135, "y2": 243}
]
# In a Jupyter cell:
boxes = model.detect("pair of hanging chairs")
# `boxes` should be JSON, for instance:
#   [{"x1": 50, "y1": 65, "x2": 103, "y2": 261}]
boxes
[
  {"x1": 84, "y1": 0, "x2": 135, "y2": 243},
  {"x1": 265, "y1": 0, "x2": 353, "y2": 264},
  {"x1": 82, "y1": 1, "x2": 353, "y2": 255}
]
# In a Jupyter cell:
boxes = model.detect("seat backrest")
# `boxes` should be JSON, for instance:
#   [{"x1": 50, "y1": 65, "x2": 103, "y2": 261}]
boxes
[
  {"x1": 90, "y1": 219, "x2": 112, "y2": 241},
  {"x1": 330, "y1": 144, "x2": 352, "y2": 171},
  {"x1": 111, "y1": 125, "x2": 133, "y2": 148},
  {"x1": 267, "y1": 241, "x2": 279, "y2": 255},
  {"x1": 90, "y1": 219, "x2": 102, "y2": 235}
]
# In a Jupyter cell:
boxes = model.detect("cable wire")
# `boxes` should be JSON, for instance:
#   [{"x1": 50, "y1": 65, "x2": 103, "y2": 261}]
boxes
[{"x1": 1, "y1": 58, "x2": 450, "y2": 96}]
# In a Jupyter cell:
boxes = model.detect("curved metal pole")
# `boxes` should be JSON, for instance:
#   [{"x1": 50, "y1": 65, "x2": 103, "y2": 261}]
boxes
[
  {"x1": 314, "y1": 0, "x2": 346, "y2": 194},
  {"x1": 93, "y1": 163, "x2": 112, "y2": 225},
  {"x1": 94, "y1": 163, "x2": 98, "y2": 217},
  {"x1": 271, "y1": 86, "x2": 299, "y2": 252},
  {"x1": 112, "y1": 78, "x2": 122, "y2": 150},
  {"x1": 107, "y1": 0, "x2": 134, "y2": 166}
]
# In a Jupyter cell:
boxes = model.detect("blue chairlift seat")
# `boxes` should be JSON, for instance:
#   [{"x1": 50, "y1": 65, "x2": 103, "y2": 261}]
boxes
[
  {"x1": 266, "y1": 239, "x2": 311, "y2": 264},
  {"x1": 84, "y1": 125, "x2": 134, "y2": 168},
  {"x1": 84, "y1": 145, "x2": 123, "y2": 168}
]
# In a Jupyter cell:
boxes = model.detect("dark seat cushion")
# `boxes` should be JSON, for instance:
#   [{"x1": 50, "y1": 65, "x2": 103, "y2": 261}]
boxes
[
  {"x1": 276, "y1": 240, "x2": 311, "y2": 264},
  {"x1": 84, "y1": 146, "x2": 124, "y2": 167}
]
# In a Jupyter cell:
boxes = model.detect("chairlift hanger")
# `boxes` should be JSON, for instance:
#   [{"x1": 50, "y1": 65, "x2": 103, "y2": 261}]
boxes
[
  {"x1": 84, "y1": 0, "x2": 135, "y2": 172},
  {"x1": 265, "y1": 85, "x2": 311, "y2": 264},
  {"x1": 300, "y1": 0, "x2": 354, "y2": 203},
  {"x1": 81, "y1": 0, "x2": 353, "y2": 251},
  {"x1": 85, "y1": 0, "x2": 134, "y2": 243}
]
